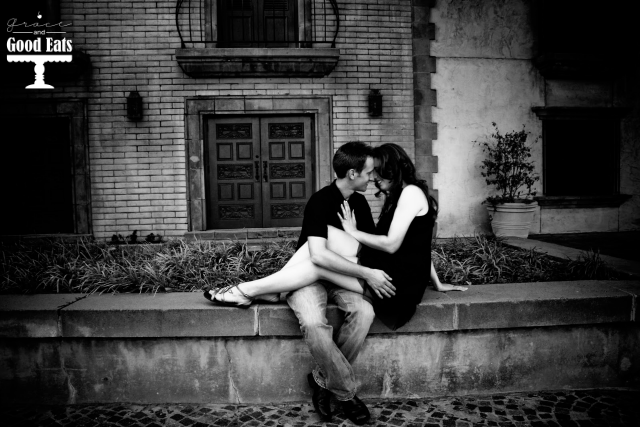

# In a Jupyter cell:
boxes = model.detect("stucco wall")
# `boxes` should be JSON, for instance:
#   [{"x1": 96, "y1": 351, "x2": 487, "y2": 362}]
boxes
[
  {"x1": 430, "y1": 0, "x2": 544, "y2": 236},
  {"x1": 430, "y1": 0, "x2": 640, "y2": 236}
]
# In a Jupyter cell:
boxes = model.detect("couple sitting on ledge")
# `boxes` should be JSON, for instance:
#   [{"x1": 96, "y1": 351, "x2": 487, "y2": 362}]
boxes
[{"x1": 204, "y1": 141, "x2": 467, "y2": 424}]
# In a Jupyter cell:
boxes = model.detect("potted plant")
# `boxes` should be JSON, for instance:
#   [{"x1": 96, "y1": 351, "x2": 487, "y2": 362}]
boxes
[{"x1": 476, "y1": 122, "x2": 540, "y2": 238}]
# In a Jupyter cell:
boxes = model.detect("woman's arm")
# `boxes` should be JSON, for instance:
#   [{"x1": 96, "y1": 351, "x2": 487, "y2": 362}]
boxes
[
  {"x1": 430, "y1": 260, "x2": 468, "y2": 292},
  {"x1": 339, "y1": 185, "x2": 425, "y2": 253}
]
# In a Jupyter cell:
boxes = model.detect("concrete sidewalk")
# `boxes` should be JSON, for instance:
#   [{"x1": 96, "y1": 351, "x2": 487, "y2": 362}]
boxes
[
  {"x1": 3, "y1": 389, "x2": 638, "y2": 427},
  {"x1": 504, "y1": 236, "x2": 640, "y2": 278},
  {"x1": 528, "y1": 232, "x2": 640, "y2": 262}
]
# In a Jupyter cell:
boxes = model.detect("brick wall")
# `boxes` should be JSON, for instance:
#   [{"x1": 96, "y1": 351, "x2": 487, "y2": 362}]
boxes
[{"x1": 5, "y1": 0, "x2": 414, "y2": 238}]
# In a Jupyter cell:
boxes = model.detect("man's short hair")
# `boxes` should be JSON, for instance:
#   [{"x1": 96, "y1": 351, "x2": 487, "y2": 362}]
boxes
[{"x1": 333, "y1": 141, "x2": 373, "y2": 178}]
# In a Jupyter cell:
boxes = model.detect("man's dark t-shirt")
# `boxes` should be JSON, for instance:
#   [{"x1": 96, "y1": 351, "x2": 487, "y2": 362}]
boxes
[{"x1": 297, "y1": 180, "x2": 376, "y2": 249}]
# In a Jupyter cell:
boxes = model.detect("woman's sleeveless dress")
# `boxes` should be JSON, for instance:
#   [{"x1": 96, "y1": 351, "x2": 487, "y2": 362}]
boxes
[{"x1": 359, "y1": 204, "x2": 435, "y2": 330}]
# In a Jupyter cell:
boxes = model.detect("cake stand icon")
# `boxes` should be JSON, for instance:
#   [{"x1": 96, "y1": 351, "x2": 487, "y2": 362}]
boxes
[{"x1": 6, "y1": 54, "x2": 72, "y2": 89}]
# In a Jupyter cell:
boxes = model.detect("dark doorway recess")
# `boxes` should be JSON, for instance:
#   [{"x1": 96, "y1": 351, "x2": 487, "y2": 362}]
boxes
[
  {"x1": 0, "y1": 101, "x2": 91, "y2": 236},
  {"x1": 1, "y1": 118, "x2": 74, "y2": 234}
]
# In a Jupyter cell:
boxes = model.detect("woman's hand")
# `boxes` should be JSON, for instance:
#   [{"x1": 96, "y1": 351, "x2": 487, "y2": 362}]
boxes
[
  {"x1": 338, "y1": 201, "x2": 358, "y2": 235},
  {"x1": 433, "y1": 282, "x2": 468, "y2": 292}
]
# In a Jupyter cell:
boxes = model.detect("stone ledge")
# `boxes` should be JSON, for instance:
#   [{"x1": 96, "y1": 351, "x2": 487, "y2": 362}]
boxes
[
  {"x1": 0, "y1": 294, "x2": 85, "y2": 338},
  {"x1": 1, "y1": 280, "x2": 638, "y2": 339},
  {"x1": 176, "y1": 48, "x2": 340, "y2": 78}
]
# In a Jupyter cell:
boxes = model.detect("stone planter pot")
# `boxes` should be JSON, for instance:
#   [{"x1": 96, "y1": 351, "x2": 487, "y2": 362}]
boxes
[{"x1": 486, "y1": 201, "x2": 538, "y2": 238}]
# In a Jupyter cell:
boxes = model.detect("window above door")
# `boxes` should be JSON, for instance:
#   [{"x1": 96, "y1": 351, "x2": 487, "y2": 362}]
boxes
[
  {"x1": 175, "y1": 0, "x2": 340, "y2": 77},
  {"x1": 218, "y1": 0, "x2": 299, "y2": 48}
]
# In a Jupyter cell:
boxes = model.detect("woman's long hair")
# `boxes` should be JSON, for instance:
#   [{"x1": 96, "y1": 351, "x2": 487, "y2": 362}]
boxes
[{"x1": 373, "y1": 143, "x2": 438, "y2": 219}]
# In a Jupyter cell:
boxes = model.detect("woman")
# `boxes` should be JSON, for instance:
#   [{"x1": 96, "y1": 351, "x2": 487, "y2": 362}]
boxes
[{"x1": 204, "y1": 143, "x2": 466, "y2": 329}]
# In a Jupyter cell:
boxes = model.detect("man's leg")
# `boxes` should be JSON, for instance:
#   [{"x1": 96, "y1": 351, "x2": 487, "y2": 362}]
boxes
[
  {"x1": 287, "y1": 283, "x2": 359, "y2": 400},
  {"x1": 327, "y1": 287, "x2": 375, "y2": 393},
  {"x1": 321, "y1": 286, "x2": 374, "y2": 425}
]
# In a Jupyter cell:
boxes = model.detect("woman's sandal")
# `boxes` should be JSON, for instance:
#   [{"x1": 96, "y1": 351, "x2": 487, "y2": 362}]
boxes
[{"x1": 203, "y1": 284, "x2": 254, "y2": 308}]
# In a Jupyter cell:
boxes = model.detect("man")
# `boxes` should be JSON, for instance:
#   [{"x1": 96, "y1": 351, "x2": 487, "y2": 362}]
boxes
[{"x1": 287, "y1": 141, "x2": 393, "y2": 424}]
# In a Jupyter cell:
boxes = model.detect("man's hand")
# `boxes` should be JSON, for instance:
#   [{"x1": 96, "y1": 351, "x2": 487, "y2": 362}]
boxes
[
  {"x1": 364, "y1": 268, "x2": 395, "y2": 298},
  {"x1": 337, "y1": 201, "x2": 358, "y2": 235}
]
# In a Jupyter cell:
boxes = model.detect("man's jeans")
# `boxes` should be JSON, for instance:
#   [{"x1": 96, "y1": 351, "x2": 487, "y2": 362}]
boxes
[{"x1": 287, "y1": 281, "x2": 375, "y2": 401}]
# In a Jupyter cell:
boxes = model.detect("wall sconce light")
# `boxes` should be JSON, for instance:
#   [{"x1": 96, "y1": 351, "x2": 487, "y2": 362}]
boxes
[
  {"x1": 368, "y1": 89, "x2": 382, "y2": 117},
  {"x1": 127, "y1": 91, "x2": 143, "y2": 120}
]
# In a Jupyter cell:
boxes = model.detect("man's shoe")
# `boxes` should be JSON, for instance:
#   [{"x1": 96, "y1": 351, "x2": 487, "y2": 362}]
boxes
[
  {"x1": 307, "y1": 373, "x2": 332, "y2": 421},
  {"x1": 340, "y1": 395, "x2": 370, "y2": 425}
]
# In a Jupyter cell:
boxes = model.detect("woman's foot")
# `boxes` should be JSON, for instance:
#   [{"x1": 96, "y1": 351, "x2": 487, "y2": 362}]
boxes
[{"x1": 204, "y1": 284, "x2": 254, "y2": 308}]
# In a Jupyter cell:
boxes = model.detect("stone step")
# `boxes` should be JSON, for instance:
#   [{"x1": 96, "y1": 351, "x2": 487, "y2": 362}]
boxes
[{"x1": 184, "y1": 227, "x2": 301, "y2": 242}]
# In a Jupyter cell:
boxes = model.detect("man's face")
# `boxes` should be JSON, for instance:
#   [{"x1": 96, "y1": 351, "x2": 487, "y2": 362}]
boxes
[
  {"x1": 351, "y1": 156, "x2": 375, "y2": 192},
  {"x1": 373, "y1": 159, "x2": 392, "y2": 192}
]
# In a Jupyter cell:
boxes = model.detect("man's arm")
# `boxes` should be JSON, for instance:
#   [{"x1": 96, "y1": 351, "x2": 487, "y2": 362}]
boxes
[{"x1": 308, "y1": 236, "x2": 395, "y2": 298}]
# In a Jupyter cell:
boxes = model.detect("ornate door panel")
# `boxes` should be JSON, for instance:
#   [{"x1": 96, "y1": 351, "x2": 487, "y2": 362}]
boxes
[
  {"x1": 206, "y1": 117, "x2": 262, "y2": 229},
  {"x1": 260, "y1": 116, "x2": 313, "y2": 227},
  {"x1": 206, "y1": 115, "x2": 314, "y2": 229}
]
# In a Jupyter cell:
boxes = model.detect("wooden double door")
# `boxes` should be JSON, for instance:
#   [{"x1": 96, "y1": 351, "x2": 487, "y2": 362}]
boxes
[{"x1": 206, "y1": 116, "x2": 314, "y2": 229}]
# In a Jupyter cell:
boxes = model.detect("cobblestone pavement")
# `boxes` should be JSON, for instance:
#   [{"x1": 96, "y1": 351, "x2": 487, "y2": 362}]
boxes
[{"x1": 3, "y1": 389, "x2": 638, "y2": 427}]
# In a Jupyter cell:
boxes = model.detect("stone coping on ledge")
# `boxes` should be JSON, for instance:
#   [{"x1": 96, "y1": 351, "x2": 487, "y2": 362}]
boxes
[
  {"x1": 184, "y1": 227, "x2": 300, "y2": 242},
  {"x1": 1, "y1": 280, "x2": 638, "y2": 339}
]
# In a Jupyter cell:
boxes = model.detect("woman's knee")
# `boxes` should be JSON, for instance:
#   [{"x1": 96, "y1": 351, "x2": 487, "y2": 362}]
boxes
[
  {"x1": 283, "y1": 243, "x2": 310, "y2": 268},
  {"x1": 327, "y1": 226, "x2": 360, "y2": 257}
]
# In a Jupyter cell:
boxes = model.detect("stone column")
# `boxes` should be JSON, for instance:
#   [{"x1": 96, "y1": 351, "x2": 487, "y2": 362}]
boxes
[{"x1": 411, "y1": 0, "x2": 438, "y2": 198}]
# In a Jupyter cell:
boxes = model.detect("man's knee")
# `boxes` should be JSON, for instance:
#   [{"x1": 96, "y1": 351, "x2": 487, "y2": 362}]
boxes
[
  {"x1": 295, "y1": 310, "x2": 333, "y2": 342},
  {"x1": 348, "y1": 300, "x2": 375, "y2": 329}
]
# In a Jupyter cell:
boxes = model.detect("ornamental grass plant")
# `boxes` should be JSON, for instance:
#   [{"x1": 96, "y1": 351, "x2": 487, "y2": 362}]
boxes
[
  {"x1": 0, "y1": 239, "x2": 296, "y2": 295},
  {"x1": 0, "y1": 236, "x2": 627, "y2": 295},
  {"x1": 432, "y1": 235, "x2": 623, "y2": 285}
]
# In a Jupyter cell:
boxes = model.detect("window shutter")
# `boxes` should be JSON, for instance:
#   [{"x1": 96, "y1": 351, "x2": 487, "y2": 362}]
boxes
[
  {"x1": 219, "y1": 0, "x2": 255, "y2": 46},
  {"x1": 262, "y1": 0, "x2": 296, "y2": 46},
  {"x1": 264, "y1": 0, "x2": 288, "y2": 10},
  {"x1": 219, "y1": 0, "x2": 297, "y2": 47}
]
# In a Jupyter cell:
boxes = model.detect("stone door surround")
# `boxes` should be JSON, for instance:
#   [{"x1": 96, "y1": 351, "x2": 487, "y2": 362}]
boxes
[{"x1": 185, "y1": 96, "x2": 332, "y2": 231}]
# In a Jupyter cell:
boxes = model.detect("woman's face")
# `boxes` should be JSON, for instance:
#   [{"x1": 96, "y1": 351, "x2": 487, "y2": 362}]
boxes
[{"x1": 373, "y1": 159, "x2": 393, "y2": 192}]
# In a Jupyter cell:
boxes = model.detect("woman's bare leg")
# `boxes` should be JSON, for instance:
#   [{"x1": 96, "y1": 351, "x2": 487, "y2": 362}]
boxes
[
  {"x1": 241, "y1": 256, "x2": 363, "y2": 295},
  {"x1": 213, "y1": 226, "x2": 363, "y2": 304},
  {"x1": 282, "y1": 225, "x2": 360, "y2": 269}
]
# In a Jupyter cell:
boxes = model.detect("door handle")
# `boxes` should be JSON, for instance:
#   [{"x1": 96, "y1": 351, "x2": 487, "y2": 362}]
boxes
[
  {"x1": 263, "y1": 161, "x2": 269, "y2": 182},
  {"x1": 254, "y1": 161, "x2": 260, "y2": 182}
]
